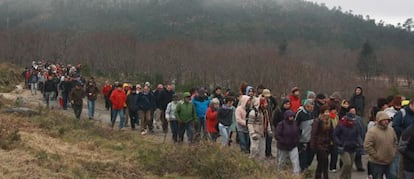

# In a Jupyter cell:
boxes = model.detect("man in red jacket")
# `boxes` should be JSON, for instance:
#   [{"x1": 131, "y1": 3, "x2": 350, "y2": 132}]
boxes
[
  {"x1": 102, "y1": 80, "x2": 112, "y2": 110},
  {"x1": 110, "y1": 84, "x2": 127, "y2": 130}
]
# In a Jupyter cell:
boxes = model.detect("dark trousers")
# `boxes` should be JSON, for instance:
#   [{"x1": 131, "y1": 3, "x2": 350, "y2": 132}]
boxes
[
  {"x1": 298, "y1": 142, "x2": 315, "y2": 170},
  {"x1": 170, "y1": 121, "x2": 179, "y2": 143},
  {"x1": 265, "y1": 132, "x2": 273, "y2": 157},
  {"x1": 354, "y1": 152, "x2": 364, "y2": 169},
  {"x1": 72, "y1": 104, "x2": 82, "y2": 119},
  {"x1": 329, "y1": 145, "x2": 338, "y2": 170},
  {"x1": 128, "y1": 109, "x2": 138, "y2": 129},
  {"x1": 315, "y1": 150, "x2": 329, "y2": 179},
  {"x1": 178, "y1": 121, "x2": 193, "y2": 144},
  {"x1": 104, "y1": 95, "x2": 110, "y2": 110},
  {"x1": 370, "y1": 163, "x2": 391, "y2": 179}
]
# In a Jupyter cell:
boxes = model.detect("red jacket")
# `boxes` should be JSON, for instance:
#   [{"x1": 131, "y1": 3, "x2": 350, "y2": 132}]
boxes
[
  {"x1": 110, "y1": 89, "x2": 126, "y2": 110},
  {"x1": 289, "y1": 95, "x2": 301, "y2": 113},
  {"x1": 102, "y1": 85, "x2": 112, "y2": 96},
  {"x1": 206, "y1": 107, "x2": 219, "y2": 133}
]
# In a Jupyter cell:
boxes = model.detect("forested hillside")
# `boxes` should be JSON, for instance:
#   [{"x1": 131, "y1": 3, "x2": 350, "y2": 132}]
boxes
[{"x1": 0, "y1": 0, "x2": 413, "y2": 99}]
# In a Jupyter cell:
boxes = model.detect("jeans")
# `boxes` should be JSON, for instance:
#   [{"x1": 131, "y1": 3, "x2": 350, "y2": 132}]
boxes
[
  {"x1": 315, "y1": 150, "x2": 329, "y2": 179},
  {"x1": 265, "y1": 132, "x2": 273, "y2": 157},
  {"x1": 339, "y1": 152, "x2": 355, "y2": 179},
  {"x1": 386, "y1": 154, "x2": 398, "y2": 179},
  {"x1": 128, "y1": 109, "x2": 138, "y2": 129},
  {"x1": 30, "y1": 82, "x2": 38, "y2": 95},
  {"x1": 178, "y1": 121, "x2": 193, "y2": 144},
  {"x1": 218, "y1": 123, "x2": 230, "y2": 146},
  {"x1": 111, "y1": 109, "x2": 125, "y2": 129},
  {"x1": 139, "y1": 110, "x2": 152, "y2": 132},
  {"x1": 62, "y1": 92, "x2": 69, "y2": 110},
  {"x1": 44, "y1": 91, "x2": 56, "y2": 108},
  {"x1": 170, "y1": 120, "x2": 179, "y2": 143},
  {"x1": 87, "y1": 100, "x2": 96, "y2": 118},
  {"x1": 370, "y1": 163, "x2": 391, "y2": 179},
  {"x1": 298, "y1": 142, "x2": 315, "y2": 171},
  {"x1": 238, "y1": 131, "x2": 250, "y2": 153},
  {"x1": 277, "y1": 147, "x2": 301, "y2": 174},
  {"x1": 195, "y1": 117, "x2": 208, "y2": 141},
  {"x1": 329, "y1": 145, "x2": 339, "y2": 170},
  {"x1": 72, "y1": 104, "x2": 82, "y2": 119}
]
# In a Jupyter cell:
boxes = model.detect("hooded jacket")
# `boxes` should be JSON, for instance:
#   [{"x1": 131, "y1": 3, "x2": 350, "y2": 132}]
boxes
[
  {"x1": 218, "y1": 105, "x2": 234, "y2": 126},
  {"x1": 273, "y1": 98, "x2": 290, "y2": 128},
  {"x1": 289, "y1": 94, "x2": 301, "y2": 113},
  {"x1": 136, "y1": 92, "x2": 156, "y2": 111},
  {"x1": 236, "y1": 95, "x2": 250, "y2": 133},
  {"x1": 110, "y1": 88, "x2": 127, "y2": 110},
  {"x1": 399, "y1": 123, "x2": 414, "y2": 172},
  {"x1": 192, "y1": 95, "x2": 210, "y2": 119},
  {"x1": 364, "y1": 119, "x2": 397, "y2": 165},
  {"x1": 333, "y1": 119, "x2": 362, "y2": 152},
  {"x1": 276, "y1": 110, "x2": 300, "y2": 151},
  {"x1": 350, "y1": 86, "x2": 365, "y2": 116},
  {"x1": 295, "y1": 107, "x2": 315, "y2": 143},
  {"x1": 392, "y1": 105, "x2": 414, "y2": 139},
  {"x1": 126, "y1": 92, "x2": 138, "y2": 111}
]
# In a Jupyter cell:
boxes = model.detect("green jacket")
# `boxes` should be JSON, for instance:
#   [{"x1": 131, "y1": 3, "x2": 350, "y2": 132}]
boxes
[{"x1": 175, "y1": 102, "x2": 197, "y2": 123}]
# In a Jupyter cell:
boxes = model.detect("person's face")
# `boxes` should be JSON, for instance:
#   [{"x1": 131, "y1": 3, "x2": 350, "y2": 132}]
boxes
[
  {"x1": 283, "y1": 102, "x2": 291, "y2": 109},
  {"x1": 349, "y1": 108, "x2": 357, "y2": 115},
  {"x1": 257, "y1": 88, "x2": 264, "y2": 95},
  {"x1": 216, "y1": 89, "x2": 222, "y2": 95},
  {"x1": 409, "y1": 104, "x2": 414, "y2": 111},
  {"x1": 305, "y1": 104, "x2": 314, "y2": 112},
  {"x1": 355, "y1": 88, "x2": 362, "y2": 95},
  {"x1": 143, "y1": 86, "x2": 150, "y2": 93},
  {"x1": 248, "y1": 90, "x2": 254, "y2": 97},
  {"x1": 379, "y1": 119, "x2": 390, "y2": 127},
  {"x1": 294, "y1": 90, "x2": 300, "y2": 96},
  {"x1": 213, "y1": 103, "x2": 220, "y2": 109},
  {"x1": 323, "y1": 110, "x2": 330, "y2": 116},
  {"x1": 342, "y1": 102, "x2": 349, "y2": 109},
  {"x1": 288, "y1": 115, "x2": 295, "y2": 121},
  {"x1": 318, "y1": 98, "x2": 326, "y2": 104},
  {"x1": 166, "y1": 85, "x2": 172, "y2": 91}
]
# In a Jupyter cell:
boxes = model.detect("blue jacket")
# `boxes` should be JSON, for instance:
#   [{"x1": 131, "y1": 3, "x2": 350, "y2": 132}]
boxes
[
  {"x1": 392, "y1": 106, "x2": 414, "y2": 139},
  {"x1": 192, "y1": 96, "x2": 210, "y2": 119}
]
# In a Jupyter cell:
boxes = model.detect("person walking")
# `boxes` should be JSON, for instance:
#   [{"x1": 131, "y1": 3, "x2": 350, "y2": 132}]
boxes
[
  {"x1": 110, "y1": 84, "x2": 127, "y2": 130},
  {"x1": 192, "y1": 88, "x2": 210, "y2": 141},
  {"x1": 175, "y1": 92, "x2": 197, "y2": 144},
  {"x1": 295, "y1": 99, "x2": 316, "y2": 171},
  {"x1": 69, "y1": 83, "x2": 85, "y2": 119},
  {"x1": 126, "y1": 86, "x2": 139, "y2": 130},
  {"x1": 364, "y1": 111, "x2": 397, "y2": 179},
  {"x1": 398, "y1": 122, "x2": 414, "y2": 179},
  {"x1": 85, "y1": 80, "x2": 99, "y2": 120},
  {"x1": 102, "y1": 80, "x2": 112, "y2": 111},
  {"x1": 248, "y1": 97, "x2": 269, "y2": 159},
  {"x1": 235, "y1": 95, "x2": 251, "y2": 153},
  {"x1": 276, "y1": 110, "x2": 301, "y2": 175},
  {"x1": 206, "y1": 98, "x2": 220, "y2": 142},
  {"x1": 217, "y1": 96, "x2": 235, "y2": 146},
  {"x1": 311, "y1": 105, "x2": 334, "y2": 179},
  {"x1": 137, "y1": 85, "x2": 156, "y2": 135},
  {"x1": 333, "y1": 112, "x2": 363, "y2": 179},
  {"x1": 166, "y1": 94, "x2": 180, "y2": 143},
  {"x1": 29, "y1": 71, "x2": 39, "y2": 95},
  {"x1": 350, "y1": 86, "x2": 365, "y2": 117},
  {"x1": 43, "y1": 76, "x2": 58, "y2": 109}
]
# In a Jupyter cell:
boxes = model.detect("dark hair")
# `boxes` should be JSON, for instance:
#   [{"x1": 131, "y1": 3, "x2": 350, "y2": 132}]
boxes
[
  {"x1": 410, "y1": 99, "x2": 414, "y2": 105},
  {"x1": 377, "y1": 98, "x2": 388, "y2": 108},
  {"x1": 257, "y1": 84, "x2": 265, "y2": 90}
]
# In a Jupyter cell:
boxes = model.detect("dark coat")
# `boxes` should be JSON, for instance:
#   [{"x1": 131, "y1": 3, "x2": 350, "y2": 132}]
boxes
[
  {"x1": 276, "y1": 110, "x2": 300, "y2": 151},
  {"x1": 136, "y1": 92, "x2": 156, "y2": 111},
  {"x1": 126, "y1": 92, "x2": 138, "y2": 111},
  {"x1": 333, "y1": 119, "x2": 363, "y2": 153},
  {"x1": 156, "y1": 88, "x2": 174, "y2": 110},
  {"x1": 310, "y1": 116, "x2": 334, "y2": 151},
  {"x1": 399, "y1": 124, "x2": 414, "y2": 172}
]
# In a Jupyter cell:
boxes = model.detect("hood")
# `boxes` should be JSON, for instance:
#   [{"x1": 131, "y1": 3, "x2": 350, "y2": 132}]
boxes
[
  {"x1": 245, "y1": 86, "x2": 254, "y2": 96},
  {"x1": 284, "y1": 110, "x2": 296, "y2": 120},
  {"x1": 306, "y1": 91, "x2": 316, "y2": 99},
  {"x1": 354, "y1": 86, "x2": 363, "y2": 96},
  {"x1": 238, "y1": 95, "x2": 250, "y2": 109}
]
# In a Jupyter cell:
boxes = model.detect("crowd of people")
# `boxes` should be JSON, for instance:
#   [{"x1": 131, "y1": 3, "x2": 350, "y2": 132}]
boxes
[{"x1": 21, "y1": 62, "x2": 414, "y2": 179}]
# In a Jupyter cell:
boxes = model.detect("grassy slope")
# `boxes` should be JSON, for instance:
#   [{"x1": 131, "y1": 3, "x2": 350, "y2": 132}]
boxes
[{"x1": 0, "y1": 103, "x2": 300, "y2": 178}]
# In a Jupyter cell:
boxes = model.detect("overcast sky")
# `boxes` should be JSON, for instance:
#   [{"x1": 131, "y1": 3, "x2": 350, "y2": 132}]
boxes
[{"x1": 305, "y1": 0, "x2": 413, "y2": 25}]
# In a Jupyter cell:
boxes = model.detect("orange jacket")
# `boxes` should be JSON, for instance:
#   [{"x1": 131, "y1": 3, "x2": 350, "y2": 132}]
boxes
[{"x1": 110, "y1": 88, "x2": 126, "y2": 110}]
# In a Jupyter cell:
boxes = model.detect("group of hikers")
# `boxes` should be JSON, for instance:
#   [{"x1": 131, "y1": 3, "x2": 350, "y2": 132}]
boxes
[{"x1": 21, "y1": 62, "x2": 414, "y2": 179}]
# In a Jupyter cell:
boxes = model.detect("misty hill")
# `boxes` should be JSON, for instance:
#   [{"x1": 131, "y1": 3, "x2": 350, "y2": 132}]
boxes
[
  {"x1": 1, "y1": 0, "x2": 413, "y2": 48},
  {"x1": 0, "y1": 0, "x2": 413, "y2": 98}
]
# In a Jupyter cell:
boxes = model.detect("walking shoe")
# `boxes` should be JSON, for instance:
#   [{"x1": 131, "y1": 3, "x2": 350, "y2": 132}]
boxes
[
  {"x1": 329, "y1": 169, "x2": 337, "y2": 173},
  {"x1": 357, "y1": 168, "x2": 366, "y2": 172},
  {"x1": 141, "y1": 130, "x2": 148, "y2": 135}
]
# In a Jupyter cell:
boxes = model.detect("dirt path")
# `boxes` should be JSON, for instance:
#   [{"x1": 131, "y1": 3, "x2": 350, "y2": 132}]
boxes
[{"x1": 2, "y1": 87, "x2": 370, "y2": 179}]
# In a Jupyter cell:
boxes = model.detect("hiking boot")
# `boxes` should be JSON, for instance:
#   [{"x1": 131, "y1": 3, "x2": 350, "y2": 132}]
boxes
[{"x1": 141, "y1": 130, "x2": 148, "y2": 135}]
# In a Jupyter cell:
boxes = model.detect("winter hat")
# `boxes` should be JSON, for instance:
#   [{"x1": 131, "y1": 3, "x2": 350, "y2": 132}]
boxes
[
  {"x1": 172, "y1": 94, "x2": 179, "y2": 100},
  {"x1": 344, "y1": 112, "x2": 356, "y2": 121},
  {"x1": 376, "y1": 111, "x2": 390, "y2": 122},
  {"x1": 245, "y1": 86, "x2": 254, "y2": 96},
  {"x1": 377, "y1": 98, "x2": 388, "y2": 108},
  {"x1": 144, "y1": 81, "x2": 151, "y2": 87},
  {"x1": 282, "y1": 98, "x2": 290, "y2": 105},
  {"x1": 303, "y1": 99, "x2": 314, "y2": 106},
  {"x1": 306, "y1": 91, "x2": 316, "y2": 99},
  {"x1": 210, "y1": 98, "x2": 220, "y2": 105},
  {"x1": 284, "y1": 110, "x2": 296, "y2": 120},
  {"x1": 316, "y1": 93, "x2": 326, "y2": 100},
  {"x1": 262, "y1": 89, "x2": 271, "y2": 97},
  {"x1": 183, "y1": 92, "x2": 191, "y2": 97},
  {"x1": 330, "y1": 91, "x2": 341, "y2": 100},
  {"x1": 291, "y1": 87, "x2": 300, "y2": 93}
]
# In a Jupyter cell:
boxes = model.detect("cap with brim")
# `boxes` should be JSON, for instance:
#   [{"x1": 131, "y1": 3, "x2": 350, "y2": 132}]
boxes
[
  {"x1": 183, "y1": 92, "x2": 191, "y2": 97},
  {"x1": 262, "y1": 89, "x2": 271, "y2": 97}
]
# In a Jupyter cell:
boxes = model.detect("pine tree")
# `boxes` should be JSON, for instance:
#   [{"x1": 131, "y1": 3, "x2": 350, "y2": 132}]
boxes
[{"x1": 357, "y1": 41, "x2": 382, "y2": 80}]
